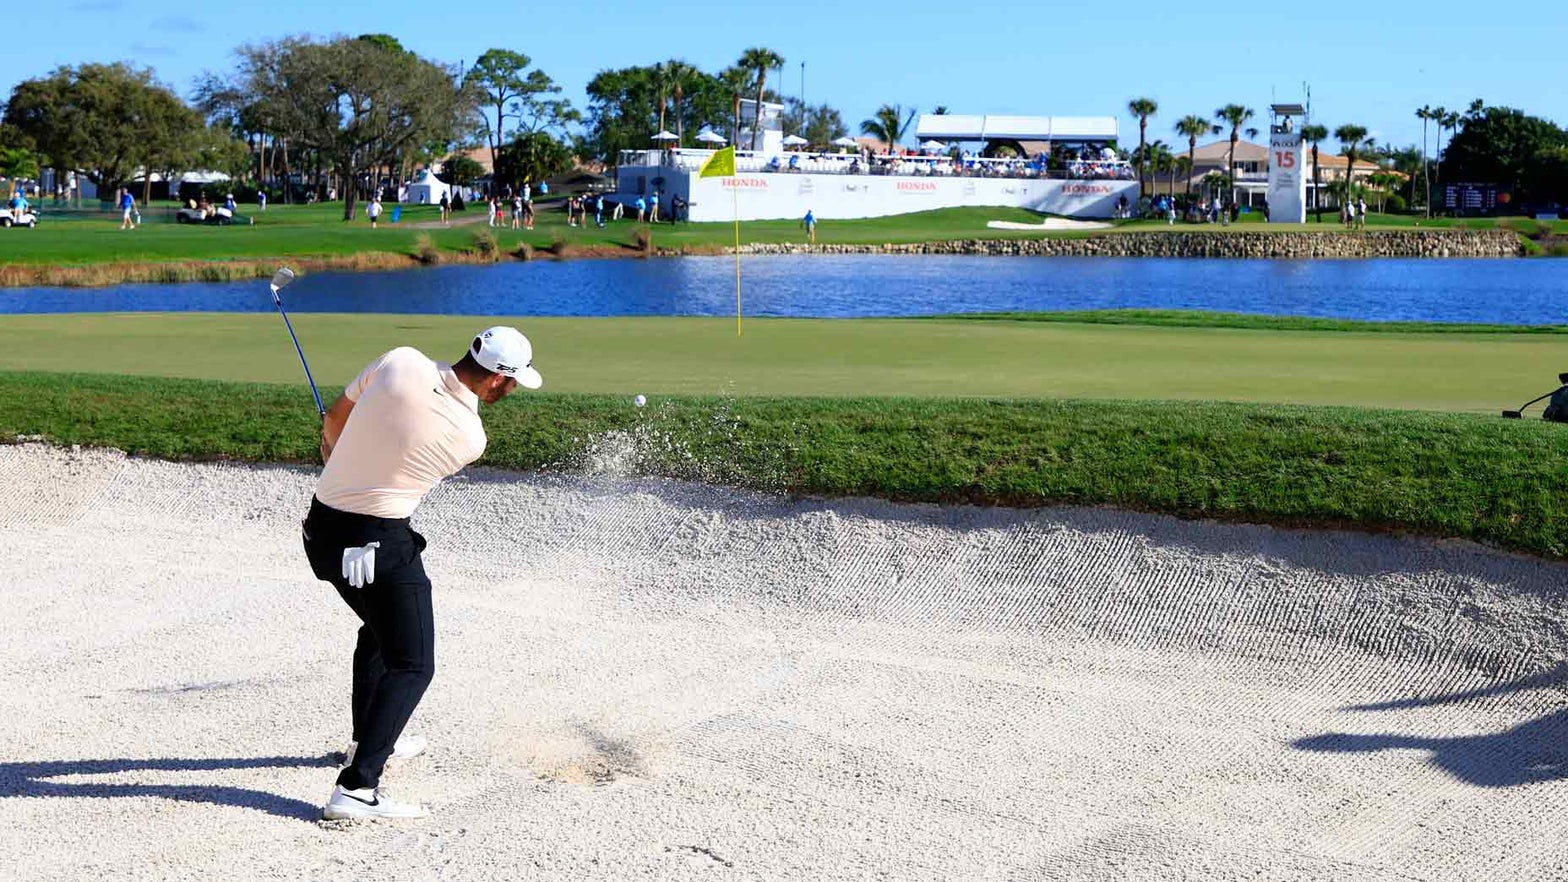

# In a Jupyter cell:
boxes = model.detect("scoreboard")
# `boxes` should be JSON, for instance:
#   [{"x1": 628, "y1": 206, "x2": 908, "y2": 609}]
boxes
[{"x1": 1443, "y1": 182, "x2": 1500, "y2": 214}]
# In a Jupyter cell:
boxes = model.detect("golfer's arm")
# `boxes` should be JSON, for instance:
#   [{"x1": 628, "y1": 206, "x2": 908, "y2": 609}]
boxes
[{"x1": 321, "y1": 394, "x2": 355, "y2": 459}]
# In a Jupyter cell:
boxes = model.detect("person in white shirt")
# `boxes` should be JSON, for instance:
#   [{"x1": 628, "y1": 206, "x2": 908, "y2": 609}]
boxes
[{"x1": 304, "y1": 328, "x2": 543, "y2": 821}]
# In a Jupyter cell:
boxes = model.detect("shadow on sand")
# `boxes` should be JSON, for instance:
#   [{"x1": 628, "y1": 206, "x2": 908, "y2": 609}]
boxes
[
  {"x1": 0, "y1": 754, "x2": 336, "y2": 821},
  {"x1": 1293, "y1": 665, "x2": 1568, "y2": 788}
]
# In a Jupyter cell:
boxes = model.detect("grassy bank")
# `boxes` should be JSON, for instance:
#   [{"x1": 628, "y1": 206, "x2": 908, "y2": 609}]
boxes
[
  {"x1": 4, "y1": 203, "x2": 1558, "y2": 287},
  {"x1": 4, "y1": 370, "x2": 1567, "y2": 557},
  {"x1": 2, "y1": 313, "x2": 1567, "y2": 411}
]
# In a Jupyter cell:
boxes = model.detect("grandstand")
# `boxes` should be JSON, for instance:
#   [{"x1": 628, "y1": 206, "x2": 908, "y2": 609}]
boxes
[{"x1": 612, "y1": 111, "x2": 1138, "y2": 222}]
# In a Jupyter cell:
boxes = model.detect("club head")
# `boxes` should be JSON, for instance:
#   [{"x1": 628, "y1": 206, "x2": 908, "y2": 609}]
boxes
[
  {"x1": 1502, "y1": 410, "x2": 1523, "y2": 419},
  {"x1": 269, "y1": 267, "x2": 296, "y2": 294}
]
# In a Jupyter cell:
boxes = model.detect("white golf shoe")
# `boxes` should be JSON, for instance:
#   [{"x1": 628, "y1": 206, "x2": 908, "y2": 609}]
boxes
[
  {"x1": 322, "y1": 785, "x2": 429, "y2": 821},
  {"x1": 341, "y1": 733, "x2": 428, "y2": 769}
]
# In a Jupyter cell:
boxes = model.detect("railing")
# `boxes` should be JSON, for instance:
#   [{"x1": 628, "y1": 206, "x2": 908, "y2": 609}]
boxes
[{"x1": 617, "y1": 148, "x2": 1136, "y2": 182}]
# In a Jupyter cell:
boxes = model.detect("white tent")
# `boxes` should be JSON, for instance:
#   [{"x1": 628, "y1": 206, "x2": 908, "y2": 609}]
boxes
[
  {"x1": 404, "y1": 169, "x2": 450, "y2": 205},
  {"x1": 782, "y1": 134, "x2": 809, "y2": 148},
  {"x1": 652, "y1": 130, "x2": 679, "y2": 142},
  {"x1": 696, "y1": 128, "x2": 727, "y2": 144}
]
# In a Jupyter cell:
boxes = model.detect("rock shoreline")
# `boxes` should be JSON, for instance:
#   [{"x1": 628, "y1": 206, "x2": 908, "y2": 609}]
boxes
[{"x1": 728, "y1": 229, "x2": 1524, "y2": 259}]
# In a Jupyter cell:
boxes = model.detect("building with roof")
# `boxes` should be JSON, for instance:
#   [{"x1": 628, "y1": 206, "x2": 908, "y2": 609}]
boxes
[{"x1": 1149, "y1": 138, "x2": 1400, "y2": 208}]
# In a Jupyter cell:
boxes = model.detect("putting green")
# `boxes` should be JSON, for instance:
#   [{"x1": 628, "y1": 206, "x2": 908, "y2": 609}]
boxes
[{"x1": 1, "y1": 312, "x2": 1563, "y2": 412}]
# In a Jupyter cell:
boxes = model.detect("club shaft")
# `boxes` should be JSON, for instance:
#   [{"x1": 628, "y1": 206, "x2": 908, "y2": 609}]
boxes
[{"x1": 273, "y1": 293, "x2": 325, "y2": 416}]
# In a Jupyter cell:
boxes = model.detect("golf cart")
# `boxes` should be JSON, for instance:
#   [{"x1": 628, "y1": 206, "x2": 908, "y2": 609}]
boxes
[
  {"x1": 0, "y1": 206, "x2": 39, "y2": 228},
  {"x1": 175, "y1": 205, "x2": 241, "y2": 225}
]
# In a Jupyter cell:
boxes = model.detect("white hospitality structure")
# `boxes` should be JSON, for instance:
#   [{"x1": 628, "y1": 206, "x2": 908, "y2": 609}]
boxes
[
  {"x1": 613, "y1": 112, "x2": 1138, "y2": 222},
  {"x1": 403, "y1": 169, "x2": 450, "y2": 205}
]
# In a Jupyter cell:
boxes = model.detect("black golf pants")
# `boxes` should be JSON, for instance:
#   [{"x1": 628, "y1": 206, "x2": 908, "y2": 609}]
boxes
[{"x1": 302, "y1": 497, "x2": 434, "y2": 791}]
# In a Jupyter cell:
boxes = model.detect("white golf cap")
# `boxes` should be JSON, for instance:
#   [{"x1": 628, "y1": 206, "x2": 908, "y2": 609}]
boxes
[{"x1": 470, "y1": 326, "x2": 542, "y2": 389}]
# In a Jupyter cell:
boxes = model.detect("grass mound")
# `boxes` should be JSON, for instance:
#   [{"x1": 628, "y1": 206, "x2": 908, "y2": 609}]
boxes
[{"x1": 4, "y1": 370, "x2": 1567, "y2": 557}]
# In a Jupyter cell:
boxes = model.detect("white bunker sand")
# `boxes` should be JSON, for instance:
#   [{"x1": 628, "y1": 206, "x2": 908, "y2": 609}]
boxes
[
  {"x1": 2, "y1": 442, "x2": 1567, "y2": 881},
  {"x1": 986, "y1": 217, "x2": 1111, "y2": 231}
]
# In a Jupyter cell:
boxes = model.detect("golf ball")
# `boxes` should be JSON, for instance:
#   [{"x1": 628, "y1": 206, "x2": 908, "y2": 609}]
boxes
[{"x1": 634, "y1": 394, "x2": 647, "y2": 408}]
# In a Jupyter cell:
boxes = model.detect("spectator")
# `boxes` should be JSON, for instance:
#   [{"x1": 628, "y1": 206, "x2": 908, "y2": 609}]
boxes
[
  {"x1": 1356, "y1": 195, "x2": 1368, "y2": 230},
  {"x1": 648, "y1": 190, "x2": 659, "y2": 223},
  {"x1": 118, "y1": 188, "x2": 137, "y2": 230},
  {"x1": 802, "y1": 208, "x2": 816, "y2": 244},
  {"x1": 258, "y1": 190, "x2": 268, "y2": 212},
  {"x1": 635, "y1": 195, "x2": 647, "y2": 223},
  {"x1": 439, "y1": 191, "x2": 450, "y2": 225},
  {"x1": 594, "y1": 194, "x2": 605, "y2": 228},
  {"x1": 367, "y1": 195, "x2": 383, "y2": 228}
]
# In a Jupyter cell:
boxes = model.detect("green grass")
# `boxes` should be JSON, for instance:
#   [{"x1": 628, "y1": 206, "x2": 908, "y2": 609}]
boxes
[
  {"x1": 933, "y1": 309, "x2": 1568, "y2": 334},
  {"x1": 6, "y1": 370, "x2": 1568, "y2": 557},
  {"x1": 2, "y1": 312, "x2": 1566, "y2": 413},
  {"x1": 10, "y1": 201, "x2": 1555, "y2": 272}
]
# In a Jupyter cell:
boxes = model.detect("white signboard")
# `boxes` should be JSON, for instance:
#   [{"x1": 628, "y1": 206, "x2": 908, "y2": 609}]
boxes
[
  {"x1": 617, "y1": 167, "x2": 1139, "y2": 222},
  {"x1": 1267, "y1": 130, "x2": 1306, "y2": 223}
]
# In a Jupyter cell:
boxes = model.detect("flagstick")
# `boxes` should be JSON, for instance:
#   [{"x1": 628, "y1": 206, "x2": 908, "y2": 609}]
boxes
[{"x1": 733, "y1": 183, "x2": 742, "y2": 337}]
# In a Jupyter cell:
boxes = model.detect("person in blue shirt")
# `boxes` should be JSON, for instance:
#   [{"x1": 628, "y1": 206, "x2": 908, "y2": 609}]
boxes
[
  {"x1": 634, "y1": 195, "x2": 647, "y2": 223},
  {"x1": 118, "y1": 188, "x2": 137, "y2": 230},
  {"x1": 803, "y1": 209, "x2": 816, "y2": 243},
  {"x1": 594, "y1": 194, "x2": 605, "y2": 228},
  {"x1": 648, "y1": 191, "x2": 659, "y2": 223},
  {"x1": 224, "y1": 193, "x2": 237, "y2": 212}
]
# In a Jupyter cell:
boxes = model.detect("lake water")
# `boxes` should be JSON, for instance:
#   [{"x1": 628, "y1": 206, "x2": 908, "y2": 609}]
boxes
[{"x1": 2, "y1": 256, "x2": 1565, "y2": 324}]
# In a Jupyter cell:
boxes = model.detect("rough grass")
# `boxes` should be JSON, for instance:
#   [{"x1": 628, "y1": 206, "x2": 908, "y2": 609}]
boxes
[
  {"x1": 4, "y1": 370, "x2": 1568, "y2": 557},
  {"x1": 5, "y1": 204, "x2": 1558, "y2": 287}
]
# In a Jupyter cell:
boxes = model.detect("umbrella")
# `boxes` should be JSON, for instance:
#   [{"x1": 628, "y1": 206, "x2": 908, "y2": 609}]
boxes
[
  {"x1": 832, "y1": 135, "x2": 858, "y2": 147},
  {"x1": 695, "y1": 128, "x2": 727, "y2": 144},
  {"x1": 782, "y1": 134, "x2": 809, "y2": 147},
  {"x1": 652, "y1": 130, "x2": 679, "y2": 142},
  {"x1": 920, "y1": 140, "x2": 948, "y2": 152}
]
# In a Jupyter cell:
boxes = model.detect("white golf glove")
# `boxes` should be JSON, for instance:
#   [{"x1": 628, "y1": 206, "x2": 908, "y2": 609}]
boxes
[{"x1": 341, "y1": 542, "x2": 381, "y2": 589}]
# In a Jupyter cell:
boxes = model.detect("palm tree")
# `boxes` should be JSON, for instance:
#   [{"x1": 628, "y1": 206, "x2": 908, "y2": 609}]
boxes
[
  {"x1": 1415, "y1": 105, "x2": 1433, "y2": 216},
  {"x1": 1429, "y1": 106, "x2": 1449, "y2": 207},
  {"x1": 1245, "y1": 127, "x2": 1259, "y2": 140},
  {"x1": 738, "y1": 47, "x2": 785, "y2": 151},
  {"x1": 1174, "y1": 156, "x2": 1193, "y2": 201},
  {"x1": 1215, "y1": 104, "x2": 1254, "y2": 206},
  {"x1": 1127, "y1": 97, "x2": 1158, "y2": 196},
  {"x1": 663, "y1": 59, "x2": 699, "y2": 146},
  {"x1": 717, "y1": 66, "x2": 751, "y2": 146},
  {"x1": 860, "y1": 104, "x2": 916, "y2": 155},
  {"x1": 1334, "y1": 124, "x2": 1368, "y2": 216},
  {"x1": 1174, "y1": 115, "x2": 1216, "y2": 196},
  {"x1": 652, "y1": 62, "x2": 670, "y2": 137},
  {"x1": 1150, "y1": 145, "x2": 1176, "y2": 199},
  {"x1": 1301, "y1": 124, "x2": 1328, "y2": 222}
]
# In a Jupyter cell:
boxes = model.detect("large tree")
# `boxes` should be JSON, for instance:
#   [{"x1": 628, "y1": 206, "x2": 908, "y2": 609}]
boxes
[
  {"x1": 494, "y1": 130, "x2": 572, "y2": 188},
  {"x1": 861, "y1": 104, "x2": 916, "y2": 153},
  {"x1": 737, "y1": 47, "x2": 784, "y2": 151},
  {"x1": 1215, "y1": 103, "x2": 1253, "y2": 206},
  {"x1": 1127, "y1": 97, "x2": 1157, "y2": 196},
  {"x1": 1441, "y1": 104, "x2": 1568, "y2": 202},
  {"x1": 5, "y1": 62, "x2": 204, "y2": 199},
  {"x1": 463, "y1": 50, "x2": 570, "y2": 167},
  {"x1": 225, "y1": 36, "x2": 470, "y2": 220},
  {"x1": 1174, "y1": 115, "x2": 1216, "y2": 196},
  {"x1": 662, "y1": 59, "x2": 700, "y2": 146}
]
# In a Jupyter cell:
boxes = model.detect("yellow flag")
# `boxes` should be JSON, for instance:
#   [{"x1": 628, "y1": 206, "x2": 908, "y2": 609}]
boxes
[{"x1": 699, "y1": 146, "x2": 735, "y2": 178}]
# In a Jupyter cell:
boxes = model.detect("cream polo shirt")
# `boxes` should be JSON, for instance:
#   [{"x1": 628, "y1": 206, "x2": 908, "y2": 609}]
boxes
[{"x1": 315, "y1": 347, "x2": 487, "y2": 519}]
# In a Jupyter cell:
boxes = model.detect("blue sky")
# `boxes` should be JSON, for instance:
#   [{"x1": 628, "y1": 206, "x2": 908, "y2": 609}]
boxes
[{"x1": 3, "y1": 0, "x2": 1564, "y2": 153}]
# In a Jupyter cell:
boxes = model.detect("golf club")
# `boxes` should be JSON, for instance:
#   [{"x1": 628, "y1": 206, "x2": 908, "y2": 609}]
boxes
[
  {"x1": 1501, "y1": 372, "x2": 1568, "y2": 419},
  {"x1": 269, "y1": 267, "x2": 325, "y2": 418}
]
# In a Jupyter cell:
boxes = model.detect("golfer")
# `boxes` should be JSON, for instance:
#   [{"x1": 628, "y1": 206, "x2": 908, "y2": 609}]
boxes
[{"x1": 303, "y1": 328, "x2": 543, "y2": 820}]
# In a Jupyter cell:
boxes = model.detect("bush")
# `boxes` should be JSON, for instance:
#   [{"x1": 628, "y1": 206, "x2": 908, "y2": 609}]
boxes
[
  {"x1": 550, "y1": 235, "x2": 573, "y2": 259},
  {"x1": 412, "y1": 234, "x2": 441, "y2": 265},
  {"x1": 1549, "y1": 242, "x2": 1568, "y2": 258},
  {"x1": 1383, "y1": 193, "x2": 1407, "y2": 213},
  {"x1": 513, "y1": 242, "x2": 535, "y2": 261},
  {"x1": 632, "y1": 227, "x2": 652, "y2": 254},
  {"x1": 470, "y1": 230, "x2": 499, "y2": 261}
]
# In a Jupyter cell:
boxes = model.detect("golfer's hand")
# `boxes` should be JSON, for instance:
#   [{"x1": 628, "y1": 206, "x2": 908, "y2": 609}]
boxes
[{"x1": 341, "y1": 542, "x2": 380, "y2": 588}]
